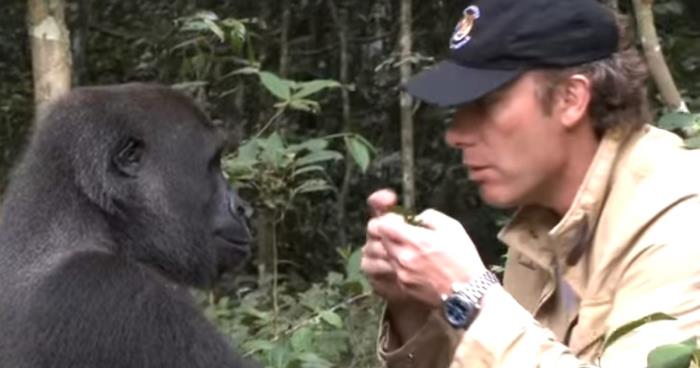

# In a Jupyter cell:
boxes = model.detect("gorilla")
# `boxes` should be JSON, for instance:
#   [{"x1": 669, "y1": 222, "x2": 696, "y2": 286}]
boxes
[{"x1": 0, "y1": 83, "x2": 257, "y2": 367}]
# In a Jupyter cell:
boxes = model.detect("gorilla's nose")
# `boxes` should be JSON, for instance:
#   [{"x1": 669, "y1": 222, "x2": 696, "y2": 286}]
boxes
[{"x1": 228, "y1": 191, "x2": 253, "y2": 219}]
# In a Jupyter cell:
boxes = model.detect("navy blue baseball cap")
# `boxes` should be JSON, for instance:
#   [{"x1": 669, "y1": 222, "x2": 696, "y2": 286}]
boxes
[{"x1": 405, "y1": 0, "x2": 619, "y2": 107}]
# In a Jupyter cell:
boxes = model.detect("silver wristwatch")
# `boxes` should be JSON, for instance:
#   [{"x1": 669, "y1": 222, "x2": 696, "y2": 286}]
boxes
[{"x1": 442, "y1": 270, "x2": 500, "y2": 329}]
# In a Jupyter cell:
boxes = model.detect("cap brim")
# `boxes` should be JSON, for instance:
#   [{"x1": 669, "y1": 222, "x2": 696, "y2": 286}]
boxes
[{"x1": 405, "y1": 61, "x2": 522, "y2": 107}]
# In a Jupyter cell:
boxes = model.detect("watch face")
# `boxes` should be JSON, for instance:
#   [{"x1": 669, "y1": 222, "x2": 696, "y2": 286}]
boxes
[{"x1": 443, "y1": 295, "x2": 477, "y2": 329}]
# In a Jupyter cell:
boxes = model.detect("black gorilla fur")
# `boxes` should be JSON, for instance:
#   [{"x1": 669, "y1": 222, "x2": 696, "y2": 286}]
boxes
[{"x1": 0, "y1": 84, "x2": 257, "y2": 367}]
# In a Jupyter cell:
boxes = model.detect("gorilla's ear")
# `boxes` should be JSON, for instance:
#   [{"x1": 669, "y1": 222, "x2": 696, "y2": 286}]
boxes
[{"x1": 112, "y1": 138, "x2": 144, "y2": 177}]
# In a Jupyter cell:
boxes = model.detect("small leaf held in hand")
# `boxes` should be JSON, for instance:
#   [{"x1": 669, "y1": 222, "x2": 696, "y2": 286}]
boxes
[{"x1": 389, "y1": 205, "x2": 426, "y2": 227}]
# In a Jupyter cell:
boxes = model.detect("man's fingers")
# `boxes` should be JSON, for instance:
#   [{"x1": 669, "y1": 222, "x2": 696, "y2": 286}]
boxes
[
  {"x1": 368, "y1": 189, "x2": 398, "y2": 217},
  {"x1": 361, "y1": 256, "x2": 395, "y2": 276},
  {"x1": 371, "y1": 213, "x2": 431, "y2": 250},
  {"x1": 415, "y1": 208, "x2": 456, "y2": 230}
]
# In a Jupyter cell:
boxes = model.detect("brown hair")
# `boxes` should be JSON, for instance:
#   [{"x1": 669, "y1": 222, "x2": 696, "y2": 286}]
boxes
[{"x1": 535, "y1": 15, "x2": 651, "y2": 137}]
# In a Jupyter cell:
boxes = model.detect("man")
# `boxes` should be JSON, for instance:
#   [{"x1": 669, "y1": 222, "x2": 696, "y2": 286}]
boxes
[{"x1": 361, "y1": 0, "x2": 700, "y2": 367}]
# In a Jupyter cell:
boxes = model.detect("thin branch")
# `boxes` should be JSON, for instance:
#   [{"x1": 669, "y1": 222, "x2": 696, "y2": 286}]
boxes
[{"x1": 631, "y1": 0, "x2": 688, "y2": 112}]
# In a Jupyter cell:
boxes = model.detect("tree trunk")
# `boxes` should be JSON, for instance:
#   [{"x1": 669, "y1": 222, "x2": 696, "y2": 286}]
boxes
[
  {"x1": 28, "y1": 0, "x2": 72, "y2": 114},
  {"x1": 255, "y1": 208, "x2": 276, "y2": 281},
  {"x1": 71, "y1": 0, "x2": 89, "y2": 86},
  {"x1": 279, "y1": 0, "x2": 291, "y2": 78},
  {"x1": 328, "y1": 0, "x2": 353, "y2": 247},
  {"x1": 631, "y1": 0, "x2": 688, "y2": 112},
  {"x1": 399, "y1": 0, "x2": 416, "y2": 211}
]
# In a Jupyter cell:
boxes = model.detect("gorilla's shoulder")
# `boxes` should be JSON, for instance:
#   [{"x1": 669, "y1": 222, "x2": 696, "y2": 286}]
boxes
[{"x1": 32, "y1": 251, "x2": 193, "y2": 314}]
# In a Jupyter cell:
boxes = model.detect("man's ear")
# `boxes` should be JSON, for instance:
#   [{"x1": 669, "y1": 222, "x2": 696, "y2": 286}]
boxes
[
  {"x1": 557, "y1": 74, "x2": 592, "y2": 129},
  {"x1": 112, "y1": 138, "x2": 144, "y2": 177}
]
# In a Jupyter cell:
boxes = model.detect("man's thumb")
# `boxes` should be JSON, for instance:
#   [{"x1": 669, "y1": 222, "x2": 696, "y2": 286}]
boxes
[{"x1": 368, "y1": 189, "x2": 398, "y2": 217}]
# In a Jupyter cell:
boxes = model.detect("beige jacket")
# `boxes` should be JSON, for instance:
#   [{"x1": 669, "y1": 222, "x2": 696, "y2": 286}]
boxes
[{"x1": 380, "y1": 126, "x2": 700, "y2": 368}]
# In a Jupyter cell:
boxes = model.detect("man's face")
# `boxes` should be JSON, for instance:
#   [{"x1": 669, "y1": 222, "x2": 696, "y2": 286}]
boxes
[{"x1": 445, "y1": 72, "x2": 570, "y2": 208}]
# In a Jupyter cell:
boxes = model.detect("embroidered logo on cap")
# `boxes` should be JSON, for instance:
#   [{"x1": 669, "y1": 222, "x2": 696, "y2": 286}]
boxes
[{"x1": 450, "y1": 5, "x2": 480, "y2": 50}]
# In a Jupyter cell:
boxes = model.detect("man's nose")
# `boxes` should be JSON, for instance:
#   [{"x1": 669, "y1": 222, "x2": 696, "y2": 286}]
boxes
[{"x1": 445, "y1": 122, "x2": 476, "y2": 149}]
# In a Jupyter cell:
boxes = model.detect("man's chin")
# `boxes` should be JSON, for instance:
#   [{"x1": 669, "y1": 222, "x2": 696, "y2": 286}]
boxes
[{"x1": 478, "y1": 187, "x2": 520, "y2": 209}]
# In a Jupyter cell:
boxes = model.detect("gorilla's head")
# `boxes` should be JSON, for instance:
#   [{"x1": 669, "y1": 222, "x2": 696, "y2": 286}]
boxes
[{"x1": 33, "y1": 83, "x2": 251, "y2": 287}]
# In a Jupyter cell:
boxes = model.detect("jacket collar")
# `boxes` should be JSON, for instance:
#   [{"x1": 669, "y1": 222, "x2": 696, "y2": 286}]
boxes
[{"x1": 498, "y1": 129, "x2": 628, "y2": 271}]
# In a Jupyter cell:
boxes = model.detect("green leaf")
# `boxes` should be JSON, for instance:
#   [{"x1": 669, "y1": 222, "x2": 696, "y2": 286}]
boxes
[
  {"x1": 287, "y1": 138, "x2": 329, "y2": 153},
  {"x1": 296, "y1": 150, "x2": 344, "y2": 167},
  {"x1": 345, "y1": 248, "x2": 371, "y2": 292},
  {"x1": 292, "y1": 80, "x2": 342, "y2": 99},
  {"x1": 297, "y1": 352, "x2": 334, "y2": 368},
  {"x1": 345, "y1": 136, "x2": 371, "y2": 173},
  {"x1": 259, "y1": 71, "x2": 291, "y2": 100},
  {"x1": 202, "y1": 17, "x2": 225, "y2": 42},
  {"x1": 290, "y1": 327, "x2": 314, "y2": 353},
  {"x1": 320, "y1": 311, "x2": 343, "y2": 328},
  {"x1": 291, "y1": 165, "x2": 326, "y2": 178},
  {"x1": 647, "y1": 338, "x2": 697, "y2": 368},
  {"x1": 259, "y1": 132, "x2": 286, "y2": 166},
  {"x1": 229, "y1": 66, "x2": 260, "y2": 76},
  {"x1": 604, "y1": 313, "x2": 677, "y2": 351},
  {"x1": 238, "y1": 139, "x2": 260, "y2": 160},
  {"x1": 658, "y1": 112, "x2": 700, "y2": 132},
  {"x1": 268, "y1": 344, "x2": 293, "y2": 368},
  {"x1": 242, "y1": 339, "x2": 275, "y2": 353},
  {"x1": 194, "y1": 10, "x2": 218, "y2": 21},
  {"x1": 293, "y1": 179, "x2": 334, "y2": 195},
  {"x1": 288, "y1": 99, "x2": 321, "y2": 113},
  {"x1": 685, "y1": 136, "x2": 700, "y2": 149}
]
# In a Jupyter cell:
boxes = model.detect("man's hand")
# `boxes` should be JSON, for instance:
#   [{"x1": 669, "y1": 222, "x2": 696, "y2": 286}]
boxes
[
  {"x1": 361, "y1": 189, "x2": 432, "y2": 347},
  {"x1": 368, "y1": 204, "x2": 487, "y2": 308},
  {"x1": 361, "y1": 189, "x2": 410, "y2": 303}
]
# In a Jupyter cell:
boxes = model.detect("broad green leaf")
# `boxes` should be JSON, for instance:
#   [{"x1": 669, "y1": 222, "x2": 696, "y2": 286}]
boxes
[
  {"x1": 242, "y1": 339, "x2": 275, "y2": 353},
  {"x1": 604, "y1": 313, "x2": 676, "y2": 351},
  {"x1": 268, "y1": 344, "x2": 292, "y2": 368},
  {"x1": 297, "y1": 352, "x2": 334, "y2": 368},
  {"x1": 259, "y1": 133, "x2": 286, "y2": 166},
  {"x1": 228, "y1": 66, "x2": 260, "y2": 76},
  {"x1": 259, "y1": 71, "x2": 291, "y2": 100},
  {"x1": 292, "y1": 80, "x2": 342, "y2": 99},
  {"x1": 345, "y1": 136, "x2": 371, "y2": 173},
  {"x1": 658, "y1": 112, "x2": 700, "y2": 132},
  {"x1": 647, "y1": 338, "x2": 697, "y2": 368},
  {"x1": 351, "y1": 134, "x2": 377, "y2": 153},
  {"x1": 345, "y1": 247, "x2": 363, "y2": 279},
  {"x1": 235, "y1": 139, "x2": 260, "y2": 161},
  {"x1": 202, "y1": 17, "x2": 225, "y2": 42},
  {"x1": 685, "y1": 136, "x2": 700, "y2": 149},
  {"x1": 287, "y1": 138, "x2": 329, "y2": 153},
  {"x1": 293, "y1": 179, "x2": 333, "y2": 195},
  {"x1": 288, "y1": 99, "x2": 321, "y2": 113},
  {"x1": 222, "y1": 18, "x2": 247, "y2": 52},
  {"x1": 290, "y1": 327, "x2": 314, "y2": 353},
  {"x1": 296, "y1": 150, "x2": 343, "y2": 167},
  {"x1": 345, "y1": 248, "x2": 371, "y2": 292},
  {"x1": 291, "y1": 165, "x2": 326, "y2": 178},
  {"x1": 195, "y1": 10, "x2": 218, "y2": 21},
  {"x1": 320, "y1": 310, "x2": 343, "y2": 328}
]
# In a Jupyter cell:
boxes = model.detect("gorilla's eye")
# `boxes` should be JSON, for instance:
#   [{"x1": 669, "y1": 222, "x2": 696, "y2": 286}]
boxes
[{"x1": 113, "y1": 138, "x2": 144, "y2": 177}]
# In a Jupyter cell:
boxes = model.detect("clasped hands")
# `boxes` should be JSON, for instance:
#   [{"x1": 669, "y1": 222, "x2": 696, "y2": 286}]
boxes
[{"x1": 361, "y1": 189, "x2": 487, "y2": 308}]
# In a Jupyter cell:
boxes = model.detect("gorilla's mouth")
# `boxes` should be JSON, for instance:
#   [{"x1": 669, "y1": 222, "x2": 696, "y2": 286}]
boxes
[{"x1": 214, "y1": 236, "x2": 251, "y2": 275}]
